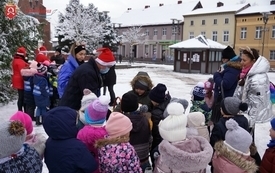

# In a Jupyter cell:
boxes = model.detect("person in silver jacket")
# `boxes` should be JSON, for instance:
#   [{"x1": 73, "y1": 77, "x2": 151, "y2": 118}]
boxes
[{"x1": 234, "y1": 47, "x2": 273, "y2": 127}]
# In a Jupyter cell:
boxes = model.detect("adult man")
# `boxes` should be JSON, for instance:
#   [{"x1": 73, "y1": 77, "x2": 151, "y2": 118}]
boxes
[{"x1": 58, "y1": 47, "x2": 116, "y2": 110}]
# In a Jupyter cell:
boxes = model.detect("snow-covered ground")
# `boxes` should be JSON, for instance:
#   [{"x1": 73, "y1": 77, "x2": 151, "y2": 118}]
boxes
[{"x1": 1, "y1": 62, "x2": 274, "y2": 172}]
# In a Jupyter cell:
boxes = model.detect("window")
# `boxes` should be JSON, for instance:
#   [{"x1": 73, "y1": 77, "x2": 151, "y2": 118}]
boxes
[
  {"x1": 225, "y1": 18, "x2": 229, "y2": 24},
  {"x1": 145, "y1": 29, "x2": 149, "y2": 36},
  {"x1": 272, "y1": 26, "x2": 275, "y2": 38},
  {"x1": 201, "y1": 31, "x2": 206, "y2": 36},
  {"x1": 153, "y1": 28, "x2": 158, "y2": 36},
  {"x1": 190, "y1": 20, "x2": 194, "y2": 26},
  {"x1": 240, "y1": 27, "x2": 247, "y2": 39},
  {"x1": 223, "y1": 31, "x2": 229, "y2": 42},
  {"x1": 172, "y1": 26, "x2": 177, "y2": 35},
  {"x1": 189, "y1": 32, "x2": 194, "y2": 39},
  {"x1": 162, "y1": 28, "x2": 167, "y2": 35},
  {"x1": 202, "y1": 20, "x2": 205, "y2": 25},
  {"x1": 255, "y1": 26, "x2": 262, "y2": 39},
  {"x1": 212, "y1": 31, "x2": 218, "y2": 41},
  {"x1": 214, "y1": 19, "x2": 217, "y2": 24},
  {"x1": 270, "y1": 50, "x2": 275, "y2": 60}
]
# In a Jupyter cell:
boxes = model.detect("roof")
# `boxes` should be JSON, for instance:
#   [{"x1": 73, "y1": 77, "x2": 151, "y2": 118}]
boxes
[
  {"x1": 112, "y1": 0, "x2": 201, "y2": 27},
  {"x1": 183, "y1": 3, "x2": 250, "y2": 16},
  {"x1": 169, "y1": 35, "x2": 227, "y2": 49},
  {"x1": 236, "y1": 5, "x2": 275, "y2": 15}
]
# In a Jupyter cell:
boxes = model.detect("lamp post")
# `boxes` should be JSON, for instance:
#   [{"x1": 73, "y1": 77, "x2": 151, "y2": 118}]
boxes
[{"x1": 261, "y1": 12, "x2": 271, "y2": 56}]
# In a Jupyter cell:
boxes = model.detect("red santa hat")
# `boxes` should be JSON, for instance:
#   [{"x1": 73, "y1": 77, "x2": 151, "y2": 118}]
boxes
[
  {"x1": 95, "y1": 48, "x2": 116, "y2": 66},
  {"x1": 39, "y1": 46, "x2": 47, "y2": 52},
  {"x1": 16, "y1": 47, "x2": 26, "y2": 57}
]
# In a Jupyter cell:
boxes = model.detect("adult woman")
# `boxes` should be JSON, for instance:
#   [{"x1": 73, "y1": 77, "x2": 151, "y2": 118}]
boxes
[
  {"x1": 12, "y1": 47, "x2": 29, "y2": 111},
  {"x1": 57, "y1": 42, "x2": 86, "y2": 98}
]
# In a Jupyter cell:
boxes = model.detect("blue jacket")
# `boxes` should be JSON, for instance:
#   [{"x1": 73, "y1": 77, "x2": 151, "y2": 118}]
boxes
[
  {"x1": 43, "y1": 106, "x2": 98, "y2": 173},
  {"x1": 33, "y1": 74, "x2": 50, "y2": 107},
  {"x1": 57, "y1": 54, "x2": 83, "y2": 98},
  {"x1": 213, "y1": 57, "x2": 242, "y2": 99}
]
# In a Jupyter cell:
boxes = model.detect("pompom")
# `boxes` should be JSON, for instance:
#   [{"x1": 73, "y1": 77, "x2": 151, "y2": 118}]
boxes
[
  {"x1": 98, "y1": 95, "x2": 110, "y2": 106},
  {"x1": 8, "y1": 121, "x2": 25, "y2": 136},
  {"x1": 139, "y1": 105, "x2": 148, "y2": 113},
  {"x1": 166, "y1": 102, "x2": 184, "y2": 116},
  {"x1": 225, "y1": 119, "x2": 238, "y2": 131},
  {"x1": 83, "y1": 89, "x2": 92, "y2": 95},
  {"x1": 196, "y1": 82, "x2": 205, "y2": 88},
  {"x1": 43, "y1": 60, "x2": 50, "y2": 66},
  {"x1": 239, "y1": 102, "x2": 248, "y2": 111}
]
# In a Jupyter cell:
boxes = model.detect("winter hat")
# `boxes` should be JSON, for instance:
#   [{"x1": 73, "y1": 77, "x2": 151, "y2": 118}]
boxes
[
  {"x1": 85, "y1": 95, "x2": 109, "y2": 125},
  {"x1": 221, "y1": 97, "x2": 248, "y2": 115},
  {"x1": 0, "y1": 121, "x2": 26, "y2": 159},
  {"x1": 136, "y1": 71, "x2": 150, "y2": 78},
  {"x1": 134, "y1": 80, "x2": 149, "y2": 91},
  {"x1": 163, "y1": 98, "x2": 189, "y2": 118},
  {"x1": 192, "y1": 82, "x2": 206, "y2": 100},
  {"x1": 75, "y1": 45, "x2": 86, "y2": 55},
  {"x1": 159, "y1": 102, "x2": 187, "y2": 143},
  {"x1": 16, "y1": 47, "x2": 26, "y2": 57},
  {"x1": 224, "y1": 119, "x2": 252, "y2": 154},
  {"x1": 95, "y1": 47, "x2": 116, "y2": 66},
  {"x1": 271, "y1": 118, "x2": 275, "y2": 130},
  {"x1": 39, "y1": 46, "x2": 47, "y2": 52},
  {"x1": 222, "y1": 46, "x2": 236, "y2": 60},
  {"x1": 29, "y1": 60, "x2": 38, "y2": 69},
  {"x1": 105, "y1": 112, "x2": 132, "y2": 139},
  {"x1": 187, "y1": 112, "x2": 205, "y2": 127},
  {"x1": 121, "y1": 92, "x2": 139, "y2": 112},
  {"x1": 10, "y1": 111, "x2": 33, "y2": 135},
  {"x1": 149, "y1": 83, "x2": 167, "y2": 103},
  {"x1": 36, "y1": 63, "x2": 48, "y2": 75},
  {"x1": 81, "y1": 89, "x2": 97, "y2": 110}
]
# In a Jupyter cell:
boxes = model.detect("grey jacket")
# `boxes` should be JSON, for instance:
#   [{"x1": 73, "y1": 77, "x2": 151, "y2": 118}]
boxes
[{"x1": 234, "y1": 56, "x2": 273, "y2": 126}]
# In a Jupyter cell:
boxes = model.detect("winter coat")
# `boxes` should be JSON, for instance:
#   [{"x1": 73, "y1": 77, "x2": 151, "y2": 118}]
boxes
[
  {"x1": 234, "y1": 56, "x2": 273, "y2": 126},
  {"x1": 25, "y1": 133, "x2": 47, "y2": 159},
  {"x1": 50, "y1": 54, "x2": 65, "y2": 65},
  {"x1": 259, "y1": 147, "x2": 275, "y2": 173},
  {"x1": 151, "y1": 94, "x2": 171, "y2": 150},
  {"x1": 21, "y1": 68, "x2": 36, "y2": 106},
  {"x1": 0, "y1": 144, "x2": 43, "y2": 173},
  {"x1": 154, "y1": 136, "x2": 213, "y2": 173},
  {"x1": 102, "y1": 65, "x2": 116, "y2": 86},
  {"x1": 57, "y1": 54, "x2": 83, "y2": 98},
  {"x1": 95, "y1": 138, "x2": 142, "y2": 173},
  {"x1": 212, "y1": 141, "x2": 258, "y2": 173},
  {"x1": 190, "y1": 100, "x2": 212, "y2": 124},
  {"x1": 43, "y1": 106, "x2": 98, "y2": 173},
  {"x1": 12, "y1": 56, "x2": 28, "y2": 89},
  {"x1": 213, "y1": 59, "x2": 242, "y2": 99},
  {"x1": 125, "y1": 111, "x2": 151, "y2": 162},
  {"x1": 210, "y1": 116, "x2": 249, "y2": 148},
  {"x1": 35, "y1": 52, "x2": 49, "y2": 63},
  {"x1": 33, "y1": 74, "x2": 50, "y2": 107},
  {"x1": 58, "y1": 58, "x2": 102, "y2": 110}
]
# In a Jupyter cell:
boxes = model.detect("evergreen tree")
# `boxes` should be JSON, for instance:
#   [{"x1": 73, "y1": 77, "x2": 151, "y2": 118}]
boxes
[{"x1": 0, "y1": 1, "x2": 43, "y2": 103}]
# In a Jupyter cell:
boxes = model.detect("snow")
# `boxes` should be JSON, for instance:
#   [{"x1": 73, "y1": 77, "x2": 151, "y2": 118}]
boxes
[
  {"x1": 236, "y1": 5, "x2": 275, "y2": 15},
  {"x1": 1, "y1": 62, "x2": 275, "y2": 172},
  {"x1": 169, "y1": 35, "x2": 227, "y2": 49},
  {"x1": 122, "y1": 26, "x2": 146, "y2": 45}
]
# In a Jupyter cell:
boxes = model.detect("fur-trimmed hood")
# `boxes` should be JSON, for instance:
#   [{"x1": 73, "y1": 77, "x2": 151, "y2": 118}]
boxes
[
  {"x1": 157, "y1": 136, "x2": 213, "y2": 172},
  {"x1": 226, "y1": 61, "x2": 242, "y2": 70},
  {"x1": 95, "y1": 135, "x2": 129, "y2": 149},
  {"x1": 130, "y1": 75, "x2": 153, "y2": 90},
  {"x1": 213, "y1": 141, "x2": 258, "y2": 173},
  {"x1": 21, "y1": 68, "x2": 37, "y2": 77}
]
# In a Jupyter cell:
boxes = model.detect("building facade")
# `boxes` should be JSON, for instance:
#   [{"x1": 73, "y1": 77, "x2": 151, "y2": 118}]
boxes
[{"x1": 18, "y1": 0, "x2": 51, "y2": 50}]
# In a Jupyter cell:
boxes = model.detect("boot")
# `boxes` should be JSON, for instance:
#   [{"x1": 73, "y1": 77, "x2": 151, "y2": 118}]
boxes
[{"x1": 36, "y1": 116, "x2": 42, "y2": 126}]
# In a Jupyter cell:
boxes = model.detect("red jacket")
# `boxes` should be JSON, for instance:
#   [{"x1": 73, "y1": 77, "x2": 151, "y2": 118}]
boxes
[
  {"x1": 35, "y1": 53, "x2": 49, "y2": 63},
  {"x1": 12, "y1": 56, "x2": 28, "y2": 89},
  {"x1": 260, "y1": 147, "x2": 275, "y2": 173}
]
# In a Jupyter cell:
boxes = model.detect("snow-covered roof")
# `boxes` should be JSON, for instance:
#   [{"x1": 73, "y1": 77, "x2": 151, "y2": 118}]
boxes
[
  {"x1": 112, "y1": 0, "x2": 201, "y2": 27},
  {"x1": 169, "y1": 35, "x2": 227, "y2": 49},
  {"x1": 236, "y1": 5, "x2": 275, "y2": 15},
  {"x1": 183, "y1": 4, "x2": 249, "y2": 16}
]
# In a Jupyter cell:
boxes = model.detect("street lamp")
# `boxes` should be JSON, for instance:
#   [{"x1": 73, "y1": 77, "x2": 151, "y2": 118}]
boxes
[{"x1": 261, "y1": 12, "x2": 271, "y2": 56}]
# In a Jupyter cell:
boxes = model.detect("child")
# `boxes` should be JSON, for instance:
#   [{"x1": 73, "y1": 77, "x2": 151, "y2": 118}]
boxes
[
  {"x1": 154, "y1": 102, "x2": 213, "y2": 173},
  {"x1": 47, "y1": 62, "x2": 59, "y2": 109},
  {"x1": 204, "y1": 78, "x2": 214, "y2": 109},
  {"x1": 33, "y1": 63, "x2": 50, "y2": 125},
  {"x1": 77, "y1": 95, "x2": 109, "y2": 173},
  {"x1": 0, "y1": 121, "x2": 43, "y2": 172},
  {"x1": 43, "y1": 106, "x2": 98, "y2": 173},
  {"x1": 212, "y1": 119, "x2": 258, "y2": 172},
  {"x1": 259, "y1": 118, "x2": 275, "y2": 172},
  {"x1": 9, "y1": 111, "x2": 46, "y2": 158},
  {"x1": 187, "y1": 112, "x2": 210, "y2": 141},
  {"x1": 95, "y1": 112, "x2": 142, "y2": 172}
]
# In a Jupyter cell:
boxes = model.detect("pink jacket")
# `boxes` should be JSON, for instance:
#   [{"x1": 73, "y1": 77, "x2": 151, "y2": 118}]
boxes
[{"x1": 212, "y1": 141, "x2": 258, "y2": 173}]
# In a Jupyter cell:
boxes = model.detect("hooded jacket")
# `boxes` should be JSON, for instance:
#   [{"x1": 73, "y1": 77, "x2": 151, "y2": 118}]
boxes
[
  {"x1": 12, "y1": 56, "x2": 29, "y2": 89},
  {"x1": 21, "y1": 68, "x2": 37, "y2": 106},
  {"x1": 43, "y1": 106, "x2": 98, "y2": 173}
]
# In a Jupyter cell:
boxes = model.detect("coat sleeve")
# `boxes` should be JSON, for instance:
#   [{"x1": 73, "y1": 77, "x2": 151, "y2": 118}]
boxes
[
  {"x1": 78, "y1": 72, "x2": 101, "y2": 97},
  {"x1": 57, "y1": 64, "x2": 70, "y2": 97},
  {"x1": 40, "y1": 78, "x2": 49, "y2": 98},
  {"x1": 214, "y1": 69, "x2": 239, "y2": 90},
  {"x1": 76, "y1": 144, "x2": 98, "y2": 173},
  {"x1": 210, "y1": 124, "x2": 223, "y2": 148}
]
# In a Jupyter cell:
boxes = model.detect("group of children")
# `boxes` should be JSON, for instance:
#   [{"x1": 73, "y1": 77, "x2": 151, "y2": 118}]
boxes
[{"x1": 1, "y1": 71, "x2": 275, "y2": 173}]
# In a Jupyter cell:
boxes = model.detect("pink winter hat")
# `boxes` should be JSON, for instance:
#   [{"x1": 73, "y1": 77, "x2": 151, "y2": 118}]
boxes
[
  {"x1": 10, "y1": 111, "x2": 33, "y2": 135},
  {"x1": 105, "y1": 112, "x2": 132, "y2": 139}
]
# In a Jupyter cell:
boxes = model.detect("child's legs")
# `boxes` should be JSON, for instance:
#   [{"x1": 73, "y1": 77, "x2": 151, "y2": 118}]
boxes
[
  {"x1": 36, "y1": 107, "x2": 47, "y2": 116},
  {"x1": 25, "y1": 104, "x2": 36, "y2": 121}
]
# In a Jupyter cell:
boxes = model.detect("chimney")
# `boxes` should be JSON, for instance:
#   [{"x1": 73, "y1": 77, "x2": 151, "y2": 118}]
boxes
[
  {"x1": 271, "y1": 0, "x2": 275, "y2": 5},
  {"x1": 145, "y1": 5, "x2": 150, "y2": 9},
  {"x1": 178, "y1": 0, "x2": 182, "y2": 4},
  {"x1": 127, "y1": 8, "x2": 132, "y2": 10},
  {"x1": 159, "y1": 3, "x2": 164, "y2": 6},
  {"x1": 217, "y1": 2, "x2": 224, "y2": 7}
]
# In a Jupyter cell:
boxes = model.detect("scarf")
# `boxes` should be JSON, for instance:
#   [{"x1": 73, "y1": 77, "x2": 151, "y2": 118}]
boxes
[
  {"x1": 240, "y1": 65, "x2": 252, "y2": 79},
  {"x1": 267, "y1": 139, "x2": 275, "y2": 148}
]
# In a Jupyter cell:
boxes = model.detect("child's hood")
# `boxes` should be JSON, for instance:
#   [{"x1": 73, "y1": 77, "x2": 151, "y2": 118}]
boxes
[{"x1": 21, "y1": 68, "x2": 37, "y2": 77}]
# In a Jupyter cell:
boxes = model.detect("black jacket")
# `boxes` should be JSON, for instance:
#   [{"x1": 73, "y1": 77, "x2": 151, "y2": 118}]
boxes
[
  {"x1": 58, "y1": 58, "x2": 102, "y2": 110},
  {"x1": 102, "y1": 65, "x2": 116, "y2": 86},
  {"x1": 50, "y1": 55, "x2": 65, "y2": 65}
]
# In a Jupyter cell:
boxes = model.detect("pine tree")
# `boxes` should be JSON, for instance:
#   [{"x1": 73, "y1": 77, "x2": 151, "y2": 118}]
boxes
[{"x1": 0, "y1": 1, "x2": 43, "y2": 104}]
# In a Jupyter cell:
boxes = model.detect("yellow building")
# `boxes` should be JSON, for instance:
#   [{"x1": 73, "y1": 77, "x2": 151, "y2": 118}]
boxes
[
  {"x1": 183, "y1": 2, "x2": 250, "y2": 47},
  {"x1": 235, "y1": 4, "x2": 275, "y2": 67}
]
